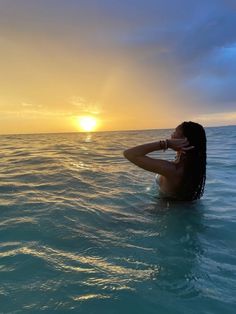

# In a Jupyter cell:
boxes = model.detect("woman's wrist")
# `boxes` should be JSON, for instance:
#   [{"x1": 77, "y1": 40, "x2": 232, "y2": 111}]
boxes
[{"x1": 159, "y1": 139, "x2": 169, "y2": 151}]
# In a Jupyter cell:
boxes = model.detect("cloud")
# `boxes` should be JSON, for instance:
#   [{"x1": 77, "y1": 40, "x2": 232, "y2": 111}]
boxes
[
  {"x1": 0, "y1": 0, "x2": 236, "y2": 131},
  {"x1": 0, "y1": 102, "x2": 71, "y2": 120},
  {"x1": 69, "y1": 96, "x2": 103, "y2": 115},
  {"x1": 193, "y1": 111, "x2": 236, "y2": 125},
  {"x1": 75, "y1": 0, "x2": 236, "y2": 113},
  {"x1": 181, "y1": 42, "x2": 236, "y2": 107},
  {"x1": 21, "y1": 102, "x2": 43, "y2": 108}
]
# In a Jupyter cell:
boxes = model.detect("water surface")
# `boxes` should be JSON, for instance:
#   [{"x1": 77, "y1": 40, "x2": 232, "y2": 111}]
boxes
[{"x1": 0, "y1": 126, "x2": 235, "y2": 313}]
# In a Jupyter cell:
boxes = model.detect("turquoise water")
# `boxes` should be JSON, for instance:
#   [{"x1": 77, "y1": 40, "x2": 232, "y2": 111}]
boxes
[{"x1": 0, "y1": 126, "x2": 235, "y2": 313}]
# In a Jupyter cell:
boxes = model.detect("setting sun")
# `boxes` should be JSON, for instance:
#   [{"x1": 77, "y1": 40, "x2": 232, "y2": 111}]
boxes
[{"x1": 77, "y1": 116, "x2": 97, "y2": 132}]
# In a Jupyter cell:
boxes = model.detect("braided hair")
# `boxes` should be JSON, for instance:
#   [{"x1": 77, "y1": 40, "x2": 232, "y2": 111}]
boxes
[{"x1": 178, "y1": 121, "x2": 207, "y2": 201}]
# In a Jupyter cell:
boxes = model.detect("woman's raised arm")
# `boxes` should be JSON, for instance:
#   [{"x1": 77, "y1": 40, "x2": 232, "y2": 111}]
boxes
[
  {"x1": 123, "y1": 138, "x2": 193, "y2": 178},
  {"x1": 123, "y1": 140, "x2": 176, "y2": 178}
]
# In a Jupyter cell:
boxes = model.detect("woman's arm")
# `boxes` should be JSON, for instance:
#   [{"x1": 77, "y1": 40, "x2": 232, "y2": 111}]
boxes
[
  {"x1": 123, "y1": 140, "x2": 176, "y2": 178},
  {"x1": 124, "y1": 140, "x2": 164, "y2": 157},
  {"x1": 123, "y1": 138, "x2": 193, "y2": 178}
]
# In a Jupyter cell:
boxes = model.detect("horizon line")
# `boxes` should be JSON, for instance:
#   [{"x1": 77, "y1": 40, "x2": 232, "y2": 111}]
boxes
[{"x1": 0, "y1": 123, "x2": 236, "y2": 136}]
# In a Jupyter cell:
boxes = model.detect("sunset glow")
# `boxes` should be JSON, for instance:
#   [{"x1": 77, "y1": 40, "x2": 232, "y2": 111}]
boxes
[
  {"x1": 78, "y1": 116, "x2": 97, "y2": 132},
  {"x1": 0, "y1": 1, "x2": 235, "y2": 135}
]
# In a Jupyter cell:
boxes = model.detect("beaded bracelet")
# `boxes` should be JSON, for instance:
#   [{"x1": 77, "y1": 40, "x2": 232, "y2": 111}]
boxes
[{"x1": 159, "y1": 139, "x2": 168, "y2": 152}]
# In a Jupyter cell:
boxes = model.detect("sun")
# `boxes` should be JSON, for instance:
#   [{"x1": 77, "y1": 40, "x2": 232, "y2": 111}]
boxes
[{"x1": 77, "y1": 116, "x2": 97, "y2": 132}]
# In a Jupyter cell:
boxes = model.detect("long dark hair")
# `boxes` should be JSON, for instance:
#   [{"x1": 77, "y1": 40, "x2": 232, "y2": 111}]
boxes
[{"x1": 178, "y1": 121, "x2": 207, "y2": 201}]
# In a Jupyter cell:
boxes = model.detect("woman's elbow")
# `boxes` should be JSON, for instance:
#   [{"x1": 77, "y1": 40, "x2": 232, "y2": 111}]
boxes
[
  {"x1": 123, "y1": 149, "x2": 129, "y2": 159},
  {"x1": 123, "y1": 149, "x2": 132, "y2": 160},
  {"x1": 123, "y1": 149, "x2": 136, "y2": 161}
]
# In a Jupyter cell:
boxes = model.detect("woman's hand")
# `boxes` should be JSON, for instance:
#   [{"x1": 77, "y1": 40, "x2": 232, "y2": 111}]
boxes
[{"x1": 167, "y1": 138, "x2": 194, "y2": 153}]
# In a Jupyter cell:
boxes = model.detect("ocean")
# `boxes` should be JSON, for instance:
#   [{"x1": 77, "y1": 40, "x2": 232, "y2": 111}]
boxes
[{"x1": 0, "y1": 125, "x2": 235, "y2": 313}]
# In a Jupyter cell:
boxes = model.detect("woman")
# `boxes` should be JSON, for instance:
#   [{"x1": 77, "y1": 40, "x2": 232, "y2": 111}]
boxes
[{"x1": 123, "y1": 121, "x2": 207, "y2": 201}]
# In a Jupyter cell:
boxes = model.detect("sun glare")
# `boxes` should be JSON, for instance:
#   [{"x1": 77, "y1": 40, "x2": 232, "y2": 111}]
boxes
[{"x1": 78, "y1": 116, "x2": 97, "y2": 132}]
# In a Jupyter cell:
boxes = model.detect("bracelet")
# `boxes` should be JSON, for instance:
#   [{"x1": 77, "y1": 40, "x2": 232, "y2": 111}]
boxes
[
  {"x1": 159, "y1": 140, "x2": 164, "y2": 150},
  {"x1": 159, "y1": 139, "x2": 169, "y2": 152}
]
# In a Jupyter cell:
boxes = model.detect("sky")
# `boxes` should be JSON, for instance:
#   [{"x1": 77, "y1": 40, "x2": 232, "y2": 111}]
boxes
[{"x1": 0, "y1": 0, "x2": 236, "y2": 134}]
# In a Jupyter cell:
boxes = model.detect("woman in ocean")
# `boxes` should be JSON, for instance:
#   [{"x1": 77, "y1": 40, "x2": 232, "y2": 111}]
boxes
[{"x1": 123, "y1": 121, "x2": 207, "y2": 201}]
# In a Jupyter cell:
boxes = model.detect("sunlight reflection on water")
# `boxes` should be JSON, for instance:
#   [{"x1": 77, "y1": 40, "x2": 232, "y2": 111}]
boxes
[{"x1": 0, "y1": 126, "x2": 235, "y2": 313}]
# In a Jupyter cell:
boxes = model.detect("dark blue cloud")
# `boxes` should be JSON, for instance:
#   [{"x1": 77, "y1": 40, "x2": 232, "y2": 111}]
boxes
[
  {"x1": 184, "y1": 44, "x2": 236, "y2": 106},
  {"x1": 0, "y1": 0, "x2": 235, "y2": 112},
  {"x1": 102, "y1": 0, "x2": 236, "y2": 108}
]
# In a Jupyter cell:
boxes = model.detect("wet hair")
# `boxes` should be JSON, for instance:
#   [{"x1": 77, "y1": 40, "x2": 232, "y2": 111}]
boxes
[{"x1": 178, "y1": 121, "x2": 207, "y2": 201}]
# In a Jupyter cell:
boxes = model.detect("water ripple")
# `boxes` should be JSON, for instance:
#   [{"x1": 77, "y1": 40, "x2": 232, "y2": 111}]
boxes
[{"x1": 0, "y1": 127, "x2": 235, "y2": 313}]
